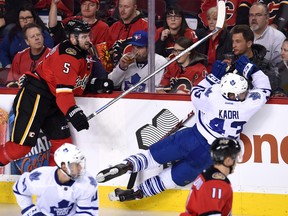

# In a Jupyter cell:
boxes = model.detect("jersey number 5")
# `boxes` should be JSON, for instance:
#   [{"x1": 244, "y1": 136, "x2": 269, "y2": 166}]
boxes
[{"x1": 63, "y1": 62, "x2": 71, "y2": 74}]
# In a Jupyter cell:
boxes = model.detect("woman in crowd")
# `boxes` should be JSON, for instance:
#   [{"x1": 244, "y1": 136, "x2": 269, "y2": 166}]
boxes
[
  {"x1": 195, "y1": 6, "x2": 232, "y2": 72},
  {"x1": 155, "y1": 4, "x2": 198, "y2": 59},
  {"x1": 157, "y1": 36, "x2": 207, "y2": 94},
  {"x1": 275, "y1": 38, "x2": 288, "y2": 96},
  {"x1": 0, "y1": 4, "x2": 54, "y2": 68}
]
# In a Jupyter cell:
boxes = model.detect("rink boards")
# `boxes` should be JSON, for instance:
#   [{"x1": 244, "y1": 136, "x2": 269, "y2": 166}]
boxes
[{"x1": 0, "y1": 90, "x2": 288, "y2": 215}]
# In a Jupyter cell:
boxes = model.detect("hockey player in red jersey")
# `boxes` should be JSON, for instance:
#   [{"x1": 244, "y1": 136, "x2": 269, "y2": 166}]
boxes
[
  {"x1": 0, "y1": 19, "x2": 113, "y2": 167},
  {"x1": 180, "y1": 137, "x2": 241, "y2": 216}
]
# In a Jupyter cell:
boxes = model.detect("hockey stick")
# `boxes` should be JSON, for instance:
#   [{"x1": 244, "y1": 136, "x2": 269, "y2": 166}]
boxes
[
  {"x1": 127, "y1": 110, "x2": 195, "y2": 189},
  {"x1": 86, "y1": 0, "x2": 226, "y2": 121}
]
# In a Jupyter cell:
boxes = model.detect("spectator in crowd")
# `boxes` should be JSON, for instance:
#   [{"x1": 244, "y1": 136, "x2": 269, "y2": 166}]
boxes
[
  {"x1": 49, "y1": 0, "x2": 109, "y2": 46},
  {"x1": 6, "y1": 23, "x2": 51, "y2": 88},
  {"x1": 96, "y1": 57, "x2": 271, "y2": 202},
  {"x1": 180, "y1": 137, "x2": 241, "y2": 216},
  {"x1": 196, "y1": 6, "x2": 233, "y2": 72},
  {"x1": 249, "y1": 2, "x2": 286, "y2": 66},
  {"x1": 0, "y1": 19, "x2": 113, "y2": 167},
  {"x1": 107, "y1": 0, "x2": 150, "y2": 66},
  {"x1": 0, "y1": 0, "x2": 37, "y2": 40},
  {"x1": 199, "y1": 0, "x2": 256, "y2": 29},
  {"x1": 49, "y1": 0, "x2": 113, "y2": 71},
  {"x1": 155, "y1": 4, "x2": 198, "y2": 59},
  {"x1": 275, "y1": 38, "x2": 288, "y2": 96},
  {"x1": 231, "y1": 24, "x2": 280, "y2": 93},
  {"x1": 157, "y1": 36, "x2": 207, "y2": 94},
  {"x1": 108, "y1": 30, "x2": 167, "y2": 92},
  {"x1": 256, "y1": 0, "x2": 288, "y2": 36},
  {"x1": 0, "y1": 4, "x2": 54, "y2": 68},
  {"x1": 13, "y1": 143, "x2": 99, "y2": 216}
]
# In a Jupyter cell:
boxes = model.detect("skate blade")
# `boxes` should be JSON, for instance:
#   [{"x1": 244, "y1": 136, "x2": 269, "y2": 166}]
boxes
[
  {"x1": 96, "y1": 168, "x2": 119, "y2": 183},
  {"x1": 108, "y1": 191, "x2": 120, "y2": 201}
]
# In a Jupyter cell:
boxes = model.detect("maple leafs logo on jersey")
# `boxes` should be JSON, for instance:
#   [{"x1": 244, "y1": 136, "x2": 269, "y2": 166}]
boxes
[
  {"x1": 29, "y1": 171, "x2": 42, "y2": 181},
  {"x1": 50, "y1": 200, "x2": 74, "y2": 216},
  {"x1": 248, "y1": 92, "x2": 261, "y2": 100},
  {"x1": 89, "y1": 176, "x2": 97, "y2": 187},
  {"x1": 124, "y1": 73, "x2": 146, "y2": 92}
]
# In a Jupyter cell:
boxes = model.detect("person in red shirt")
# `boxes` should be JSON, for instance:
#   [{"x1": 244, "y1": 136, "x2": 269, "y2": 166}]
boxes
[
  {"x1": 49, "y1": 0, "x2": 113, "y2": 71},
  {"x1": 6, "y1": 23, "x2": 51, "y2": 88},
  {"x1": 155, "y1": 4, "x2": 198, "y2": 59},
  {"x1": 158, "y1": 36, "x2": 207, "y2": 94},
  {"x1": 107, "y1": 0, "x2": 150, "y2": 66},
  {"x1": 0, "y1": 19, "x2": 113, "y2": 167},
  {"x1": 180, "y1": 137, "x2": 241, "y2": 216}
]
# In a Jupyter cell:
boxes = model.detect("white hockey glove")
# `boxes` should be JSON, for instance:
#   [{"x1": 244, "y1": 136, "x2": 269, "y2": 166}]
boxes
[{"x1": 22, "y1": 204, "x2": 44, "y2": 216}]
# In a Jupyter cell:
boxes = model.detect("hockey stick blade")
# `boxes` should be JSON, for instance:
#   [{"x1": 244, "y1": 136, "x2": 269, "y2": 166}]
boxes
[
  {"x1": 87, "y1": 1, "x2": 225, "y2": 121},
  {"x1": 127, "y1": 110, "x2": 194, "y2": 189}
]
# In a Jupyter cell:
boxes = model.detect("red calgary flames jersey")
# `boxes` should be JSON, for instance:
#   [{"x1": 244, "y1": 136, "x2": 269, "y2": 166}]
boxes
[
  {"x1": 180, "y1": 166, "x2": 233, "y2": 216},
  {"x1": 31, "y1": 40, "x2": 93, "y2": 115},
  {"x1": 7, "y1": 47, "x2": 50, "y2": 83}
]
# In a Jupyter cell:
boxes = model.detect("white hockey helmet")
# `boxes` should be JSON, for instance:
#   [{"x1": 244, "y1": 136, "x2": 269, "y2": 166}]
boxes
[
  {"x1": 54, "y1": 143, "x2": 86, "y2": 180},
  {"x1": 220, "y1": 73, "x2": 248, "y2": 101}
]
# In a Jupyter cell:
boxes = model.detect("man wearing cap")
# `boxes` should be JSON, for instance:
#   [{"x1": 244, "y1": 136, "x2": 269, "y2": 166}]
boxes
[{"x1": 108, "y1": 30, "x2": 167, "y2": 92}]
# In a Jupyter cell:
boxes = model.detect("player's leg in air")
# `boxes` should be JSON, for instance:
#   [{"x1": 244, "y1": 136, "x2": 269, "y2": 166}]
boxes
[{"x1": 96, "y1": 126, "x2": 212, "y2": 201}]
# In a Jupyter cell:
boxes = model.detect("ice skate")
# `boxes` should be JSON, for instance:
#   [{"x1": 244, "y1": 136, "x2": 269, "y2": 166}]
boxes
[
  {"x1": 108, "y1": 188, "x2": 143, "y2": 202},
  {"x1": 96, "y1": 162, "x2": 132, "y2": 183}
]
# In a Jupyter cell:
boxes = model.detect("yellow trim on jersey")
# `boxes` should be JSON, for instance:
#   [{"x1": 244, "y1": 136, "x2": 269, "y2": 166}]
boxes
[
  {"x1": 11, "y1": 88, "x2": 25, "y2": 142},
  {"x1": 19, "y1": 94, "x2": 40, "y2": 145}
]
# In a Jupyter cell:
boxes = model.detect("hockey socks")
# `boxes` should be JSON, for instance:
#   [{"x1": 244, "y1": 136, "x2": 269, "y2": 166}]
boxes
[
  {"x1": 0, "y1": 141, "x2": 32, "y2": 166},
  {"x1": 96, "y1": 162, "x2": 132, "y2": 183}
]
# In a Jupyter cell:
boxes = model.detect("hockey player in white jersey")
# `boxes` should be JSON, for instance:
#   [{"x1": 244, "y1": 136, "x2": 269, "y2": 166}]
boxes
[
  {"x1": 13, "y1": 143, "x2": 99, "y2": 216},
  {"x1": 96, "y1": 55, "x2": 271, "y2": 202}
]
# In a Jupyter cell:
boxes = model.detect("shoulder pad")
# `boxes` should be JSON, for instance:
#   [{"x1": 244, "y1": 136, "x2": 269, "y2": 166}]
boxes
[{"x1": 58, "y1": 40, "x2": 83, "y2": 59}]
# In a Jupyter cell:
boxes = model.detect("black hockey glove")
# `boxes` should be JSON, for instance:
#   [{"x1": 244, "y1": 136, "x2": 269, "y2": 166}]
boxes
[
  {"x1": 88, "y1": 78, "x2": 114, "y2": 93},
  {"x1": 235, "y1": 55, "x2": 258, "y2": 79},
  {"x1": 66, "y1": 105, "x2": 89, "y2": 132}
]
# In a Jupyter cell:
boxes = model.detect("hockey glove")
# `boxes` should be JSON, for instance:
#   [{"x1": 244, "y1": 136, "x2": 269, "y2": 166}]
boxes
[
  {"x1": 211, "y1": 60, "x2": 228, "y2": 79},
  {"x1": 88, "y1": 78, "x2": 114, "y2": 93},
  {"x1": 66, "y1": 105, "x2": 89, "y2": 132},
  {"x1": 22, "y1": 204, "x2": 44, "y2": 216},
  {"x1": 235, "y1": 55, "x2": 258, "y2": 79}
]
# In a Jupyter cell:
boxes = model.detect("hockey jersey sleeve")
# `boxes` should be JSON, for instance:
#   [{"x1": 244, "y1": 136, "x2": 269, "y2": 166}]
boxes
[
  {"x1": 74, "y1": 175, "x2": 99, "y2": 215},
  {"x1": 13, "y1": 172, "x2": 36, "y2": 210}
]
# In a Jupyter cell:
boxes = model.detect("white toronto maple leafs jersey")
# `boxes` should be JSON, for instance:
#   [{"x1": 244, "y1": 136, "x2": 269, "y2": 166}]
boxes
[
  {"x1": 191, "y1": 70, "x2": 271, "y2": 143},
  {"x1": 108, "y1": 54, "x2": 167, "y2": 92},
  {"x1": 13, "y1": 166, "x2": 98, "y2": 216}
]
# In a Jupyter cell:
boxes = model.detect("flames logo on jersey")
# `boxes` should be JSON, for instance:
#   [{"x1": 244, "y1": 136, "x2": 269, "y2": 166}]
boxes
[{"x1": 75, "y1": 74, "x2": 90, "y2": 90}]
